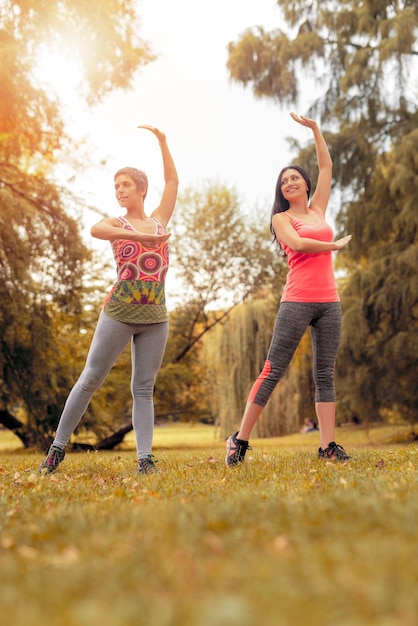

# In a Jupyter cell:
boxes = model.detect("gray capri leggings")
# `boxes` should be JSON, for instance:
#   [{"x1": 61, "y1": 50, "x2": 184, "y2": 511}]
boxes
[
  {"x1": 53, "y1": 310, "x2": 169, "y2": 458},
  {"x1": 248, "y1": 302, "x2": 342, "y2": 406}
]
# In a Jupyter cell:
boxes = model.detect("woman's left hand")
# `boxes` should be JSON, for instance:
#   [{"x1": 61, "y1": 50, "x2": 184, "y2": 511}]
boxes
[
  {"x1": 138, "y1": 124, "x2": 166, "y2": 143},
  {"x1": 136, "y1": 231, "x2": 171, "y2": 248}
]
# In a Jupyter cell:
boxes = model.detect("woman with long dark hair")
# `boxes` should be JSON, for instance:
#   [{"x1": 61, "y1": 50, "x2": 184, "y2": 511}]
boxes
[{"x1": 226, "y1": 112, "x2": 352, "y2": 466}]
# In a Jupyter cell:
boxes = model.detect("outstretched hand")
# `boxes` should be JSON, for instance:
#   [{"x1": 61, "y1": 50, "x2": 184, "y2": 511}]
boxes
[
  {"x1": 334, "y1": 235, "x2": 352, "y2": 250},
  {"x1": 138, "y1": 124, "x2": 166, "y2": 143},
  {"x1": 136, "y1": 231, "x2": 171, "y2": 248},
  {"x1": 289, "y1": 112, "x2": 318, "y2": 130}
]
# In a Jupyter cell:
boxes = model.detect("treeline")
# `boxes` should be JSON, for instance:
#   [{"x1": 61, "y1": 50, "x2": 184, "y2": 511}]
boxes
[{"x1": 1, "y1": 1, "x2": 417, "y2": 449}]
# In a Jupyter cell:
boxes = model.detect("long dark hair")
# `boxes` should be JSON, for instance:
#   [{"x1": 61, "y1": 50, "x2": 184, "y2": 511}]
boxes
[{"x1": 270, "y1": 165, "x2": 312, "y2": 251}]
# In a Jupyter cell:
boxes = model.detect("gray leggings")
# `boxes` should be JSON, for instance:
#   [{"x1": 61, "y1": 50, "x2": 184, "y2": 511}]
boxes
[
  {"x1": 53, "y1": 310, "x2": 169, "y2": 458},
  {"x1": 248, "y1": 302, "x2": 342, "y2": 406}
]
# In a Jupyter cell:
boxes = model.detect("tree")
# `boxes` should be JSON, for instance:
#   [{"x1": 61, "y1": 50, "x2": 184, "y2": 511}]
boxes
[
  {"x1": 0, "y1": 181, "x2": 90, "y2": 447},
  {"x1": 150, "y1": 181, "x2": 288, "y2": 426},
  {"x1": 336, "y1": 128, "x2": 418, "y2": 425},
  {"x1": 227, "y1": 0, "x2": 417, "y2": 191},
  {"x1": 0, "y1": 0, "x2": 154, "y2": 448},
  {"x1": 203, "y1": 295, "x2": 316, "y2": 438},
  {"x1": 168, "y1": 182, "x2": 287, "y2": 357},
  {"x1": 226, "y1": 0, "x2": 418, "y2": 424}
]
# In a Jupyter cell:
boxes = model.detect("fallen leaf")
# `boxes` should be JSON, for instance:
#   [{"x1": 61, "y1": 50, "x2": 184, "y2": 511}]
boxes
[
  {"x1": 203, "y1": 531, "x2": 223, "y2": 554},
  {"x1": 272, "y1": 535, "x2": 293, "y2": 555},
  {"x1": 17, "y1": 545, "x2": 39, "y2": 560},
  {"x1": 48, "y1": 547, "x2": 80, "y2": 567},
  {"x1": 0, "y1": 536, "x2": 15, "y2": 549}
]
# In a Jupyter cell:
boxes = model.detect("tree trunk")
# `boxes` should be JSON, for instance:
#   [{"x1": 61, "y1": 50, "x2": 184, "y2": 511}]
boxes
[
  {"x1": 0, "y1": 409, "x2": 39, "y2": 448},
  {"x1": 71, "y1": 423, "x2": 134, "y2": 451},
  {"x1": 0, "y1": 409, "x2": 133, "y2": 451}
]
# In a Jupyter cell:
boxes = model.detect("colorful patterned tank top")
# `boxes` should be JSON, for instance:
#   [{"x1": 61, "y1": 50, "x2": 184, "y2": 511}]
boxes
[{"x1": 103, "y1": 216, "x2": 169, "y2": 323}]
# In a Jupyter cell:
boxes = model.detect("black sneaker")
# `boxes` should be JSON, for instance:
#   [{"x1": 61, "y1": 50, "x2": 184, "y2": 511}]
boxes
[
  {"x1": 225, "y1": 431, "x2": 252, "y2": 467},
  {"x1": 38, "y1": 445, "x2": 66, "y2": 474},
  {"x1": 318, "y1": 441, "x2": 351, "y2": 461},
  {"x1": 138, "y1": 454, "x2": 159, "y2": 474}
]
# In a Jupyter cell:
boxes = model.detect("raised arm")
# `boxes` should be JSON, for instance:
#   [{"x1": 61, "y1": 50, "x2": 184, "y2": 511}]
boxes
[
  {"x1": 138, "y1": 125, "x2": 179, "y2": 228},
  {"x1": 290, "y1": 113, "x2": 332, "y2": 216}
]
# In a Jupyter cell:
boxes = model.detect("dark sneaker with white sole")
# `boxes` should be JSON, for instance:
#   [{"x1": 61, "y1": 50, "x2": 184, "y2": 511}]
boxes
[
  {"x1": 318, "y1": 441, "x2": 351, "y2": 461},
  {"x1": 138, "y1": 454, "x2": 159, "y2": 474},
  {"x1": 225, "y1": 431, "x2": 252, "y2": 467},
  {"x1": 38, "y1": 445, "x2": 66, "y2": 474}
]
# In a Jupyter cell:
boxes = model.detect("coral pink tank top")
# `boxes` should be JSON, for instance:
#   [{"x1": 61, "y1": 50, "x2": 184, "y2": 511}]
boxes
[{"x1": 280, "y1": 208, "x2": 339, "y2": 303}]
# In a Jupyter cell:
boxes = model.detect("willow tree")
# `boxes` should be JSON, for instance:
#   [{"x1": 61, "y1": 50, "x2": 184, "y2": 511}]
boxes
[
  {"x1": 203, "y1": 296, "x2": 316, "y2": 438},
  {"x1": 226, "y1": 0, "x2": 418, "y2": 424},
  {"x1": 0, "y1": 0, "x2": 154, "y2": 447}
]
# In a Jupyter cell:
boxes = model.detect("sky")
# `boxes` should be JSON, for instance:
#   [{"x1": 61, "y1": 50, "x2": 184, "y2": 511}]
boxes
[
  {"x1": 38, "y1": 0, "x2": 320, "y2": 301},
  {"x1": 61, "y1": 0, "x2": 315, "y2": 232}
]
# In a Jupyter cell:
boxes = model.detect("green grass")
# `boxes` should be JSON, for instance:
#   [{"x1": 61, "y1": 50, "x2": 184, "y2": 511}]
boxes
[{"x1": 0, "y1": 425, "x2": 417, "y2": 626}]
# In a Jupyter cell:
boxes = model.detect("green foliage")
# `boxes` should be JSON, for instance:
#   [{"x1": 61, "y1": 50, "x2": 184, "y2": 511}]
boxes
[
  {"x1": 0, "y1": 0, "x2": 154, "y2": 446},
  {"x1": 154, "y1": 182, "x2": 287, "y2": 427},
  {"x1": 337, "y1": 126, "x2": 418, "y2": 423},
  {"x1": 203, "y1": 296, "x2": 316, "y2": 438},
  {"x1": 155, "y1": 359, "x2": 211, "y2": 424},
  {"x1": 227, "y1": 1, "x2": 417, "y2": 194},
  {"x1": 226, "y1": 1, "x2": 418, "y2": 425},
  {"x1": 0, "y1": 424, "x2": 417, "y2": 626},
  {"x1": 0, "y1": 176, "x2": 91, "y2": 446},
  {"x1": 170, "y1": 182, "x2": 285, "y2": 310}
]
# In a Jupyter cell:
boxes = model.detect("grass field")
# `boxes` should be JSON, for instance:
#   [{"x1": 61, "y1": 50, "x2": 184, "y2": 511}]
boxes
[{"x1": 0, "y1": 424, "x2": 417, "y2": 626}]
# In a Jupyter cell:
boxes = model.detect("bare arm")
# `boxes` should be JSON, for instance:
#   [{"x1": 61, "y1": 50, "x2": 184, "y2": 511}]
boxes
[
  {"x1": 91, "y1": 217, "x2": 171, "y2": 247},
  {"x1": 272, "y1": 213, "x2": 351, "y2": 253},
  {"x1": 137, "y1": 125, "x2": 179, "y2": 228},
  {"x1": 290, "y1": 113, "x2": 332, "y2": 216}
]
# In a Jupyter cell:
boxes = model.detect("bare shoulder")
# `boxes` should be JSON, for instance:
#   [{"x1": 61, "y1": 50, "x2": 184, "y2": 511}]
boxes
[
  {"x1": 272, "y1": 212, "x2": 292, "y2": 226},
  {"x1": 272, "y1": 212, "x2": 296, "y2": 240},
  {"x1": 100, "y1": 216, "x2": 123, "y2": 227}
]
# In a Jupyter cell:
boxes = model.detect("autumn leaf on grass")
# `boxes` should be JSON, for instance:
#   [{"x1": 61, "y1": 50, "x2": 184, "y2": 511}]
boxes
[
  {"x1": 272, "y1": 535, "x2": 293, "y2": 556},
  {"x1": 203, "y1": 531, "x2": 223, "y2": 554},
  {"x1": 145, "y1": 490, "x2": 161, "y2": 499},
  {"x1": 17, "y1": 545, "x2": 39, "y2": 560},
  {"x1": 48, "y1": 547, "x2": 80, "y2": 568}
]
